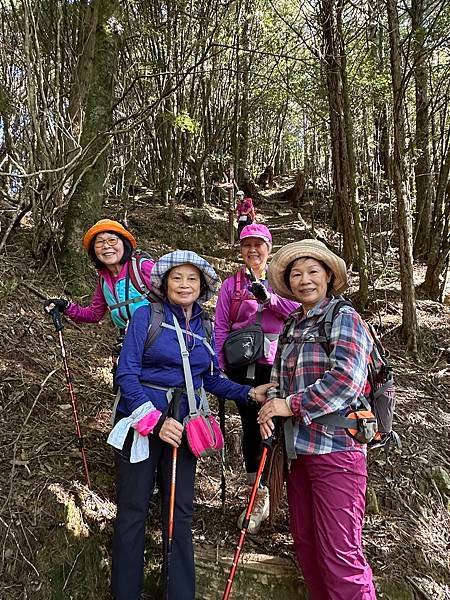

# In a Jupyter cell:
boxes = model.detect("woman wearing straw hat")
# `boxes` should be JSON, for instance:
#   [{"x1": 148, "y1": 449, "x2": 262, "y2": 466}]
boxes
[
  {"x1": 214, "y1": 223, "x2": 299, "y2": 534},
  {"x1": 257, "y1": 239, "x2": 377, "y2": 599},
  {"x1": 108, "y1": 250, "x2": 273, "y2": 600}
]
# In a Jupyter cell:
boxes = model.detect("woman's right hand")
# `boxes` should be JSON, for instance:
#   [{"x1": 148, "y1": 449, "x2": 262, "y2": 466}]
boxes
[
  {"x1": 44, "y1": 298, "x2": 69, "y2": 314},
  {"x1": 159, "y1": 417, "x2": 184, "y2": 448}
]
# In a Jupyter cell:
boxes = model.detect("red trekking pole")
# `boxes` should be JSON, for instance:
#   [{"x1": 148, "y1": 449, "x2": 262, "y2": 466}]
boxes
[
  {"x1": 222, "y1": 429, "x2": 276, "y2": 600},
  {"x1": 164, "y1": 390, "x2": 182, "y2": 600},
  {"x1": 48, "y1": 307, "x2": 91, "y2": 488}
]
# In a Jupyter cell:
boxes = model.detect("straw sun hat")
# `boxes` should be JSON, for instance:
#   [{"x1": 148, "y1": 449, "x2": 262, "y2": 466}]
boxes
[{"x1": 268, "y1": 239, "x2": 348, "y2": 301}]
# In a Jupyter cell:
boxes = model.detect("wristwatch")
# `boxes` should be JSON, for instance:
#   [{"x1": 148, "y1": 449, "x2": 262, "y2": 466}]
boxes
[{"x1": 248, "y1": 387, "x2": 257, "y2": 401}]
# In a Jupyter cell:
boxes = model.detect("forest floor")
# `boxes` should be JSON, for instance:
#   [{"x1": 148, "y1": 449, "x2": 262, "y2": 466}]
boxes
[{"x1": 0, "y1": 184, "x2": 450, "y2": 599}]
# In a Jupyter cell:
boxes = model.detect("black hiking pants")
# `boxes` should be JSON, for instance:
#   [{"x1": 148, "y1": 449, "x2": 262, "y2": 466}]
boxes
[
  {"x1": 226, "y1": 363, "x2": 272, "y2": 478},
  {"x1": 111, "y1": 428, "x2": 197, "y2": 600},
  {"x1": 237, "y1": 216, "x2": 253, "y2": 238}
]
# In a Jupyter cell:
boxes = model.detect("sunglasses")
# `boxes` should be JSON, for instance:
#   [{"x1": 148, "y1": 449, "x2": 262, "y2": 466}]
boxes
[{"x1": 94, "y1": 236, "x2": 120, "y2": 248}]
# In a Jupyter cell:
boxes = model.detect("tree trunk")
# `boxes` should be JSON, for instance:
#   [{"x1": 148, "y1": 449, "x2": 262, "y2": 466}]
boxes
[
  {"x1": 386, "y1": 0, "x2": 418, "y2": 354},
  {"x1": 369, "y1": 0, "x2": 390, "y2": 182},
  {"x1": 419, "y1": 144, "x2": 450, "y2": 299},
  {"x1": 412, "y1": 0, "x2": 433, "y2": 258},
  {"x1": 337, "y1": 1, "x2": 369, "y2": 308},
  {"x1": 237, "y1": 8, "x2": 250, "y2": 184},
  {"x1": 68, "y1": 0, "x2": 97, "y2": 136},
  {"x1": 60, "y1": 0, "x2": 120, "y2": 294},
  {"x1": 319, "y1": 0, "x2": 355, "y2": 265}
]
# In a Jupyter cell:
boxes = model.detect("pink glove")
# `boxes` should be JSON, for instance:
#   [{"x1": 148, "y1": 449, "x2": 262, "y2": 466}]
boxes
[{"x1": 133, "y1": 410, "x2": 163, "y2": 436}]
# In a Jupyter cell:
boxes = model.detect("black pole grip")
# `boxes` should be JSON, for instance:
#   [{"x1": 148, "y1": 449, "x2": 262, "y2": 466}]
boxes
[
  {"x1": 50, "y1": 308, "x2": 64, "y2": 332},
  {"x1": 262, "y1": 416, "x2": 281, "y2": 449},
  {"x1": 171, "y1": 389, "x2": 183, "y2": 423},
  {"x1": 248, "y1": 268, "x2": 257, "y2": 282}
]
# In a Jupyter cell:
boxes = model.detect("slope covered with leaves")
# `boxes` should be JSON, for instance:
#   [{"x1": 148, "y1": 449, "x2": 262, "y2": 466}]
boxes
[{"x1": 0, "y1": 193, "x2": 449, "y2": 599}]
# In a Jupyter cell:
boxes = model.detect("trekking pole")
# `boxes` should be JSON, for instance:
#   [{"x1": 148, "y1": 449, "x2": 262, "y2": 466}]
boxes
[
  {"x1": 165, "y1": 390, "x2": 182, "y2": 600},
  {"x1": 222, "y1": 428, "x2": 277, "y2": 600},
  {"x1": 48, "y1": 307, "x2": 91, "y2": 488},
  {"x1": 218, "y1": 397, "x2": 227, "y2": 510}
]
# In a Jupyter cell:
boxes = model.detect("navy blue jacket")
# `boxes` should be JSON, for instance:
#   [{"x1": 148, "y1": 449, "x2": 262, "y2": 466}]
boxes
[{"x1": 116, "y1": 302, "x2": 251, "y2": 421}]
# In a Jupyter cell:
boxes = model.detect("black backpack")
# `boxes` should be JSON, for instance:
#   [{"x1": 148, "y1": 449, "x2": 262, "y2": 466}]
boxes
[{"x1": 282, "y1": 298, "x2": 400, "y2": 451}]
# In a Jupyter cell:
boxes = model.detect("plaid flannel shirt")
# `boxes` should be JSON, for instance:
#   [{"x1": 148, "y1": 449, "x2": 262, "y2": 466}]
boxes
[{"x1": 271, "y1": 297, "x2": 373, "y2": 456}]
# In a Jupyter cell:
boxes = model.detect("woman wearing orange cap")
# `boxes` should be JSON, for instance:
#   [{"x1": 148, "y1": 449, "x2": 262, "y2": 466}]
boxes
[{"x1": 44, "y1": 220, "x2": 155, "y2": 376}]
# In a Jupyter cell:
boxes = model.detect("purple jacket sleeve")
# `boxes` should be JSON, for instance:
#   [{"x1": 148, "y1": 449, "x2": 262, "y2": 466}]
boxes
[
  {"x1": 265, "y1": 291, "x2": 299, "y2": 319},
  {"x1": 65, "y1": 280, "x2": 108, "y2": 324},
  {"x1": 214, "y1": 277, "x2": 234, "y2": 370}
]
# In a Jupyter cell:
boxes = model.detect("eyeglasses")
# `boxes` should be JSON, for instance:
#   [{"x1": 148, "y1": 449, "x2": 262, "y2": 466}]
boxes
[{"x1": 94, "y1": 236, "x2": 120, "y2": 248}]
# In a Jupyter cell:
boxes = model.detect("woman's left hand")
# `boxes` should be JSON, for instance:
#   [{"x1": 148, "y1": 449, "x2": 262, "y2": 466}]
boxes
[
  {"x1": 253, "y1": 382, "x2": 277, "y2": 403},
  {"x1": 257, "y1": 398, "x2": 293, "y2": 425},
  {"x1": 260, "y1": 419, "x2": 275, "y2": 440}
]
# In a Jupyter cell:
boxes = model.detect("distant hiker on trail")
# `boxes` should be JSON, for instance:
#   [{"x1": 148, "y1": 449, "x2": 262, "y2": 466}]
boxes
[
  {"x1": 257, "y1": 239, "x2": 377, "y2": 598},
  {"x1": 214, "y1": 223, "x2": 299, "y2": 535},
  {"x1": 106, "y1": 250, "x2": 273, "y2": 600},
  {"x1": 235, "y1": 190, "x2": 256, "y2": 237},
  {"x1": 44, "y1": 219, "x2": 155, "y2": 386}
]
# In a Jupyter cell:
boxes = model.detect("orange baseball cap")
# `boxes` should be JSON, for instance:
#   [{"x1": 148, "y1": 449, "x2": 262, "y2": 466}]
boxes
[{"x1": 82, "y1": 219, "x2": 137, "y2": 250}]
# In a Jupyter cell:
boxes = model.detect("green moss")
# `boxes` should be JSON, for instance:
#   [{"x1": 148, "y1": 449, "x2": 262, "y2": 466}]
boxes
[
  {"x1": 366, "y1": 485, "x2": 380, "y2": 515},
  {"x1": 377, "y1": 579, "x2": 414, "y2": 599},
  {"x1": 0, "y1": 278, "x2": 19, "y2": 304},
  {"x1": 38, "y1": 529, "x2": 110, "y2": 600}
]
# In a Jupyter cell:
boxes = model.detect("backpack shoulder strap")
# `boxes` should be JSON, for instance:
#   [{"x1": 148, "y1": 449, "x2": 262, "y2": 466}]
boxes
[
  {"x1": 279, "y1": 313, "x2": 297, "y2": 345},
  {"x1": 229, "y1": 268, "x2": 246, "y2": 323},
  {"x1": 317, "y1": 298, "x2": 353, "y2": 355},
  {"x1": 201, "y1": 312, "x2": 213, "y2": 345},
  {"x1": 129, "y1": 252, "x2": 161, "y2": 303},
  {"x1": 144, "y1": 302, "x2": 165, "y2": 349}
]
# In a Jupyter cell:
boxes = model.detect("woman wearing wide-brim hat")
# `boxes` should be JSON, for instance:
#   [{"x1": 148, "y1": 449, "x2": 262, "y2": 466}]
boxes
[
  {"x1": 108, "y1": 250, "x2": 273, "y2": 600},
  {"x1": 257, "y1": 239, "x2": 377, "y2": 598}
]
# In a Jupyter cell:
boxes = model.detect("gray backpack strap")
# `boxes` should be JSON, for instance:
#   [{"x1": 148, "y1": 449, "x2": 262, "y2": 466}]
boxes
[
  {"x1": 254, "y1": 306, "x2": 263, "y2": 325},
  {"x1": 317, "y1": 297, "x2": 353, "y2": 351},
  {"x1": 145, "y1": 302, "x2": 165, "y2": 349},
  {"x1": 111, "y1": 389, "x2": 121, "y2": 426},
  {"x1": 172, "y1": 315, "x2": 198, "y2": 417}
]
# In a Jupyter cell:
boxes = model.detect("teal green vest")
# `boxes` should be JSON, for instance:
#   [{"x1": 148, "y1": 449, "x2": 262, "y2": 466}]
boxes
[{"x1": 101, "y1": 268, "x2": 149, "y2": 329}]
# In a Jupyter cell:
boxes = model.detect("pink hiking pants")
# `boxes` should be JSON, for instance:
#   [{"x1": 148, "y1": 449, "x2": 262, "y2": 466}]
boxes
[{"x1": 286, "y1": 450, "x2": 377, "y2": 600}]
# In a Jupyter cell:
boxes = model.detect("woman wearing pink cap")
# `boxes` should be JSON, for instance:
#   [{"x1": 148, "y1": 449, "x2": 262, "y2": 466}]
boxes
[
  {"x1": 235, "y1": 190, "x2": 256, "y2": 238},
  {"x1": 215, "y1": 223, "x2": 299, "y2": 533}
]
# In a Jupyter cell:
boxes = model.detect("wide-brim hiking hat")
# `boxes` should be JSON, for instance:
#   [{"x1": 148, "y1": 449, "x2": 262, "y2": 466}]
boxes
[
  {"x1": 239, "y1": 223, "x2": 272, "y2": 248},
  {"x1": 82, "y1": 219, "x2": 137, "y2": 251},
  {"x1": 151, "y1": 250, "x2": 220, "y2": 303},
  {"x1": 268, "y1": 239, "x2": 348, "y2": 300}
]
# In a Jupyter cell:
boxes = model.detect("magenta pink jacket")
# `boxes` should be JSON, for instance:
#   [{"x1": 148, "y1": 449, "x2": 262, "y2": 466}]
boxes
[
  {"x1": 214, "y1": 269, "x2": 299, "y2": 370},
  {"x1": 65, "y1": 259, "x2": 153, "y2": 324},
  {"x1": 236, "y1": 198, "x2": 255, "y2": 220}
]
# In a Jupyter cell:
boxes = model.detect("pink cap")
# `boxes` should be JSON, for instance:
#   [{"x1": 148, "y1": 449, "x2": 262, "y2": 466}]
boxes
[{"x1": 239, "y1": 223, "x2": 272, "y2": 244}]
